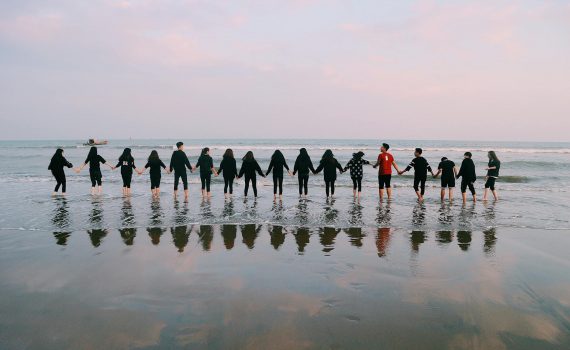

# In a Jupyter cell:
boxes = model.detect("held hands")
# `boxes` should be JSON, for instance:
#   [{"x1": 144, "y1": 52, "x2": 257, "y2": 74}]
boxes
[{"x1": 288, "y1": 170, "x2": 293, "y2": 177}]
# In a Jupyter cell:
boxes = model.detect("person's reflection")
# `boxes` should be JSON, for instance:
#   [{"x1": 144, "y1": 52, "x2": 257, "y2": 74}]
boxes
[
  {"x1": 483, "y1": 228, "x2": 497, "y2": 256},
  {"x1": 457, "y1": 231, "x2": 472, "y2": 251},
  {"x1": 295, "y1": 200, "x2": 309, "y2": 226},
  {"x1": 241, "y1": 224, "x2": 260, "y2": 250},
  {"x1": 437, "y1": 202, "x2": 454, "y2": 226},
  {"x1": 87, "y1": 229, "x2": 108, "y2": 247},
  {"x1": 294, "y1": 227, "x2": 310, "y2": 254},
  {"x1": 270, "y1": 225, "x2": 286, "y2": 250},
  {"x1": 121, "y1": 197, "x2": 135, "y2": 227},
  {"x1": 271, "y1": 201, "x2": 285, "y2": 222},
  {"x1": 52, "y1": 197, "x2": 71, "y2": 230},
  {"x1": 89, "y1": 198, "x2": 103, "y2": 227},
  {"x1": 410, "y1": 231, "x2": 426, "y2": 253},
  {"x1": 53, "y1": 232, "x2": 71, "y2": 246},
  {"x1": 200, "y1": 199, "x2": 214, "y2": 221},
  {"x1": 222, "y1": 199, "x2": 235, "y2": 219},
  {"x1": 147, "y1": 227, "x2": 165, "y2": 246},
  {"x1": 483, "y1": 201, "x2": 496, "y2": 226},
  {"x1": 324, "y1": 198, "x2": 338, "y2": 225},
  {"x1": 319, "y1": 227, "x2": 340, "y2": 255},
  {"x1": 149, "y1": 199, "x2": 163, "y2": 227},
  {"x1": 376, "y1": 202, "x2": 392, "y2": 227},
  {"x1": 196, "y1": 225, "x2": 214, "y2": 251},
  {"x1": 348, "y1": 202, "x2": 363, "y2": 226},
  {"x1": 376, "y1": 227, "x2": 391, "y2": 258},
  {"x1": 346, "y1": 227, "x2": 365, "y2": 248},
  {"x1": 412, "y1": 202, "x2": 426, "y2": 227},
  {"x1": 119, "y1": 227, "x2": 137, "y2": 246},
  {"x1": 171, "y1": 225, "x2": 191, "y2": 252},
  {"x1": 221, "y1": 224, "x2": 237, "y2": 250},
  {"x1": 243, "y1": 197, "x2": 258, "y2": 220},
  {"x1": 173, "y1": 199, "x2": 189, "y2": 225},
  {"x1": 436, "y1": 231, "x2": 453, "y2": 247}
]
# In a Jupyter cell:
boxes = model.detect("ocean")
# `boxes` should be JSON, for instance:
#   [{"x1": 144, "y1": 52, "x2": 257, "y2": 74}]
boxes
[{"x1": 1, "y1": 139, "x2": 569, "y2": 349}]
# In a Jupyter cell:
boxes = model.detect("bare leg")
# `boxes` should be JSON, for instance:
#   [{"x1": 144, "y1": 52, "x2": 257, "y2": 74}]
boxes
[
  {"x1": 173, "y1": 190, "x2": 178, "y2": 198},
  {"x1": 449, "y1": 188, "x2": 454, "y2": 202},
  {"x1": 440, "y1": 189, "x2": 445, "y2": 201},
  {"x1": 483, "y1": 188, "x2": 489, "y2": 201},
  {"x1": 387, "y1": 188, "x2": 393, "y2": 200},
  {"x1": 462, "y1": 192, "x2": 467, "y2": 203},
  {"x1": 184, "y1": 189, "x2": 189, "y2": 201},
  {"x1": 91, "y1": 187, "x2": 96, "y2": 195},
  {"x1": 379, "y1": 189, "x2": 384, "y2": 201},
  {"x1": 98, "y1": 186, "x2": 103, "y2": 195},
  {"x1": 492, "y1": 190, "x2": 498, "y2": 201}
]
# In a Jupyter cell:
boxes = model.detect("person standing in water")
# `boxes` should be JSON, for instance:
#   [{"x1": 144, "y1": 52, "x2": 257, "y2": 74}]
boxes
[
  {"x1": 433, "y1": 157, "x2": 458, "y2": 201},
  {"x1": 218, "y1": 148, "x2": 238, "y2": 198},
  {"x1": 343, "y1": 151, "x2": 370, "y2": 199},
  {"x1": 137, "y1": 150, "x2": 169, "y2": 198},
  {"x1": 266, "y1": 150, "x2": 292, "y2": 200},
  {"x1": 169, "y1": 142, "x2": 193, "y2": 201},
  {"x1": 483, "y1": 151, "x2": 501, "y2": 201},
  {"x1": 194, "y1": 147, "x2": 218, "y2": 198},
  {"x1": 48, "y1": 148, "x2": 73, "y2": 196},
  {"x1": 372, "y1": 143, "x2": 402, "y2": 201},
  {"x1": 75, "y1": 146, "x2": 112, "y2": 195},
  {"x1": 457, "y1": 152, "x2": 477, "y2": 203},
  {"x1": 238, "y1": 151, "x2": 265, "y2": 198},
  {"x1": 314, "y1": 149, "x2": 344, "y2": 198},
  {"x1": 292, "y1": 148, "x2": 315, "y2": 198},
  {"x1": 112, "y1": 148, "x2": 136, "y2": 196},
  {"x1": 399, "y1": 148, "x2": 434, "y2": 201}
]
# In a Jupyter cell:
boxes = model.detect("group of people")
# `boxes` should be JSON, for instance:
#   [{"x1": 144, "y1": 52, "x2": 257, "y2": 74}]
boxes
[{"x1": 48, "y1": 142, "x2": 501, "y2": 203}]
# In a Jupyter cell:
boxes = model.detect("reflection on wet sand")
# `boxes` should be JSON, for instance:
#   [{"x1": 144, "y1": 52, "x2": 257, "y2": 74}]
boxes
[
  {"x1": 147, "y1": 227, "x2": 165, "y2": 245},
  {"x1": 241, "y1": 224, "x2": 260, "y2": 250},
  {"x1": 221, "y1": 224, "x2": 237, "y2": 250},
  {"x1": 457, "y1": 231, "x2": 472, "y2": 251},
  {"x1": 410, "y1": 231, "x2": 427, "y2": 253},
  {"x1": 376, "y1": 202, "x2": 392, "y2": 227},
  {"x1": 87, "y1": 229, "x2": 108, "y2": 247},
  {"x1": 119, "y1": 228, "x2": 137, "y2": 246},
  {"x1": 376, "y1": 228, "x2": 391, "y2": 258},
  {"x1": 269, "y1": 225, "x2": 286, "y2": 250},
  {"x1": 171, "y1": 225, "x2": 191, "y2": 252},
  {"x1": 120, "y1": 198, "x2": 135, "y2": 228},
  {"x1": 483, "y1": 228, "x2": 497, "y2": 256},
  {"x1": 52, "y1": 198, "x2": 71, "y2": 245},
  {"x1": 319, "y1": 227, "x2": 340, "y2": 255},
  {"x1": 345, "y1": 227, "x2": 366, "y2": 248},
  {"x1": 436, "y1": 231, "x2": 453, "y2": 246},
  {"x1": 196, "y1": 225, "x2": 214, "y2": 251},
  {"x1": 294, "y1": 227, "x2": 310, "y2": 254}
]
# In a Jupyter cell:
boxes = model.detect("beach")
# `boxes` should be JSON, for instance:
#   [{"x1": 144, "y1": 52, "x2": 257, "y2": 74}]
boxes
[{"x1": 1, "y1": 139, "x2": 570, "y2": 349}]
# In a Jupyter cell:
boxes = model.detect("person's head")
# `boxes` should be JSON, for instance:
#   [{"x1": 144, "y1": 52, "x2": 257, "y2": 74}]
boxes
[
  {"x1": 176, "y1": 141, "x2": 184, "y2": 150},
  {"x1": 353, "y1": 151, "x2": 364, "y2": 159},
  {"x1": 52, "y1": 148, "x2": 64, "y2": 160},
  {"x1": 201, "y1": 147, "x2": 210, "y2": 156},
  {"x1": 299, "y1": 148, "x2": 309, "y2": 157},
  {"x1": 120, "y1": 147, "x2": 132, "y2": 160},
  {"x1": 488, "y1": 151, "x2": 499, "y2": 162},
  {"x1": 223, "y1": 148, "x2": 234, "y2": 159},
  {"x1": 272, "y1": 150, "x2": 285, "y2": 162},
  {"x1": 321, "y1": 149, "x2": 334, "y2": 162},
  {"x1": 243, "y1": 151, "x2": 254, "y2": 161},
  {"x1": 464, "y1": 152, "x2": 472, "y2": 159},
  {"x1": 87, "y1": 146, "x2": 97, "y2": 158},
  {"x1": 149, "y1": 150, "x2": 159, "y2": 161},
  {"x1": 441, "y1": 157, "x2": 448, "y2": 162},
  {"x1": 381, "y1": 143, "x2": 390, "y2": 153},
  {"x1": 414, "y1": 148, "x2": 423, "y2": 157}
]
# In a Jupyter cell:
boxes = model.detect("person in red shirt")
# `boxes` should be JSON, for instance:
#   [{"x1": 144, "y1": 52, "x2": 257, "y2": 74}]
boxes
[{"x1": 372, "y1": 143, "x2": 402, "y2": 201}]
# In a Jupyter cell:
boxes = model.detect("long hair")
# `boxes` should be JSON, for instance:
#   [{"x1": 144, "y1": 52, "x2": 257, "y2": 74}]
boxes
[
  {"x1": 352, "y1": 151, "x2": 364, "y2": 160},
  {"x1": 148, "y1": 150, "x2": 160, "y2": 162},
  {"x1": 488, "y1": 151, "x2": 499, "y2": 162},
  {"x1": 119, "y1": 148, "x2": 132, "y2": 162},
  {"x1": 321, "y1": 149, "x2": 334, "y2": 163},
  {"x1": 298, "y1": 148, "x2": 310, "y2": 161},
  {"x1": 271, "y1": 150, "x2": 285, "y2": 163},
  {"x1": 87, "y1": 146, "x2": 97, "y2": 160},
  {"x1": 223, "y1": 148, "x2": 234, "y2": 159},
  {"x1": 201, "y1": 147, "x2": 210, "y2": 156},
  {"x1": 51, "y1": 148, "x2": 64, "y2": 162},
  {"x1": 243, "y1": 151, "x2": 254, "y2": 161}
]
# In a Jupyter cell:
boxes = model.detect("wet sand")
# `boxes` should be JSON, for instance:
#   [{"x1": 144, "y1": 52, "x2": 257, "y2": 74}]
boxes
[{"x1": 1, "y1": 226, "x2": 569, "y2": 349}]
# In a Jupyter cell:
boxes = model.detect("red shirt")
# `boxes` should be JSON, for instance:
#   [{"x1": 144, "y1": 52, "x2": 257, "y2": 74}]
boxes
[{"x1": 377, "y1": 152, "x2": 394, "y2": 175}]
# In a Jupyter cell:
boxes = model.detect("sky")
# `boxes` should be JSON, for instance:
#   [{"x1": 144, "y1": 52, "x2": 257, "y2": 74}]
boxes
[{"x1": 0, "y1": 0, "x2": 569, "y2": 141}]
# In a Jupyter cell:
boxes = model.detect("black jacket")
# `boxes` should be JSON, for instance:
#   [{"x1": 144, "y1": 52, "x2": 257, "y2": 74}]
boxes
[
  {"x1": 239, "y1": 159, "x2": 264, "y2": 178},
  {"x1": 218, "y1": 157, "x2": 237, "y2": 179},
  {"x1": 457, "y1": 158, "x2": 476, "y2": 182},
  {"x1": 169, "y1": 150, "x2": 192, "y2": 173},
  {"x1": 315, "y1": 158, "x2": 343, "y2": 181}
]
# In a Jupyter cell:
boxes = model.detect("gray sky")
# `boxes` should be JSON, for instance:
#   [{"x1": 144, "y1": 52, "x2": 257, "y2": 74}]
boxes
[{"x1": 1, "y1": 0, "x2": 569, "y2": 141}]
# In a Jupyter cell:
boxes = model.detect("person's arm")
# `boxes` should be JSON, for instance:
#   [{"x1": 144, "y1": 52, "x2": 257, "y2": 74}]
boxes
[
  {"x1": 238, "y1": 163, "x2": 245, "y2": 178},
  {"x1": 363, "y1": 159, "x2": 370, "y2": 166},
  {"x1": 115, "y1": 160, "x2": 121, "y2": 169},
  {"x1": 64, "y1": 157, "x2": 73, "y2": 168},
  {"x1": 169, "y1": 152, "x2": 175, "y2": 173},
  {"x1": 456, "y1": 163, "x2": 463, "y2": 179},
  {"x1": 255, "y1": 161, "x2": 265, "y2": 177},
  {"x1": 218, "y1": 159, "x2": 224, "y2": 174},
  {"x1": 427, "y1": 162, "x2": 434, "y2": 175},
  {"x1": 101, "y1": 156, "x2": 113, "y2": 170},
  {"x1": 336, "y1": 160, "x2": 344, "y2": 173},
  {"x1": 453, "y1": 167, "x2": 458, "y2": 178},
  {"x1": 292, "y1": 159, "x2": 298, "y2": 176},
  {"x1": 266, "y1": 160, "x2": 274, "y2": 176},
  {"x1": 75, "y1": 157, "x2": 89, "y2": 173},
  {"x1": 400, "y1": 160, "x2": 413, "y2": 175},
  {"x1": 392, "y1": 160, "x2": 402, "y2": 174},
  {"x1": 132, "y1": 160, "x2": 136, "y2": 170},
  {"x1": 185, "y1": 155, "x2": 193, "y2": 172},
  {"x1": 309, "y1": 160, "x2": 316, "y2": 174},
  {"x1": 138, "y1": 162, "x2": 150, "y2": 175},
  {"x1": 433, "y1": 169, "x2": 441, "y2": 178},
  {"x1": 343, "y1": 159, "x2": 352, "y2": 172},
  {"x1": 210, "y1": 158, "x2": 218, "y2": 176},
  {"x1": 314, "y1": 163, "x2": 323, "y2": 174}
]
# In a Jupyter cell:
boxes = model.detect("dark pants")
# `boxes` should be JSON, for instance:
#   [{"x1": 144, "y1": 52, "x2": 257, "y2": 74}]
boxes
[
  {"x1": 150, "y1": 174, "x2": 161, "y2": 189},
  {"x1": 485, "y1": 177, "x2": 496, "y2": 191},
  {"x1": 352, "y1": 177, "x2": 362, "y2": 192},
  {"x1": 298, "y1": 174, "x2": 309, "y2": 195},
  {"x1": 174, "y1": 171, "x2": 188, "y2": 191},
  {"x1": 121, "y1": 171, "x2": 132, "y2": 188},
  {"x1": 52, "y1": 171, "x2": 66, "y2": 193},
  {"x1": 244, "y1": 174, "x2": 257, "y2": 197},
  {"x1": 273, "y1": 175, "x2": 283, "y2": 195},
  {"x1": 461, "y1": 179, "x2": 476, "y2": 195},
  {"x1": 413, "y1": 176, "x2": 427, "y2": 195},
  {"x1": 325, "y1": 179, "x2": 336, "y2": 197},
  {"x1": 224, "y1": 177, "x2": 234, "y2": 194},
  {"x1": 200, "y1": 174, "x2": 211, "y2": 192},
  {"x1": 89, "y1": 169, "x2": 102, "y2": 187}
]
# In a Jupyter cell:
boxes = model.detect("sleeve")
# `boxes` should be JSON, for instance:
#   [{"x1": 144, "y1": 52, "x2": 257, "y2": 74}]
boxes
[
  {"x1": 309, "y1": 160, "x2": 316, "y2": 173},
  {"x1": 160, "y1": 160, "x2": 166, "y2": 169},
  {"x1": 145, "y1": 162, "x2": 150, "y2": 169},
  {"x1": 427, "y1": 160, "x2": 432, "y2": 172},
  {"x1": 185, "y1": 155, "x2": 192, "y2": 170},
  {"x1": 343, "y1": 159, "x2": 352, "y2": 172},
  {"x1": 255, "y1": 161, "x2": 264, "y2": 176},
  {"x1": 405, "y1": 159, "x2": 414, "y2": 172},
  {"x1": 438, "y1": 162, "x2": 443, "y2": 170},
  {"x1": 266, "y1": 160, "x2": 274, "y2": 175},
  {"x1": 218, "y1": 159, "x2": 224, "y2": 173},
  {"x1": 293, "y1": 159, "x2": 299, "y2": 173},
  {"x1": 314, "y1": 163, "x2": 324, "y2": 174},
  {"x1": 283, "y1": 161, "x2": 290, "y2": 171},
  {"x1": 64, "y1": 158, "x2": 73, "y2": 168},
  {"x1": 115, "y1": 160, "x2": 122, "y2": 168},
  {"x1": 363, "y1": 159, "x2": 370, "y2": 165},
  {"x1": 48, "y1": 160, "x2": 53, "y2": 170},
  {"x1": 169, "y1": 152, "x2": 175, "y2": 171},
  {"x1": 132, "y1": 160, "x2": 136, "y2": 169},
  {"x1": 195, "y1": 157, "x2": 201, "y2": 170},
  {"x1": 84, "y1": 156, "x2": 90, "y2": 165},
  {"x1": 238, "y1": 163, "x2": 245, "y2": 177},
  {"x1": 209, "y1": 157, "x2": 214, "y2": 169},
  {"x1": 336, "y1": 160, "x2": 343, "y2": 172},
  {"x1": 99, "y1": 155, "x2": 106, "y2": 164}
]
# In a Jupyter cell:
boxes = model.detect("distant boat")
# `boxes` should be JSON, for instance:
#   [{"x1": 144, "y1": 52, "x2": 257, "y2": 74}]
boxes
[{"x1": 84, "y1": 139, "x2": 108, "y2": 146}]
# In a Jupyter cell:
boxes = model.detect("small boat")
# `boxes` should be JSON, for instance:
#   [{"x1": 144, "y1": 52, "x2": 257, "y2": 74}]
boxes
[{"x1": 84, "y1": 139, "x2": 108, "y2": 146}]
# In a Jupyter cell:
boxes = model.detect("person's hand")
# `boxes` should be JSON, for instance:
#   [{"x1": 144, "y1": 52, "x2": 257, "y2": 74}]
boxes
[{"x1": 74, "y1": 168, "x2": 80, "y2": 173}]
